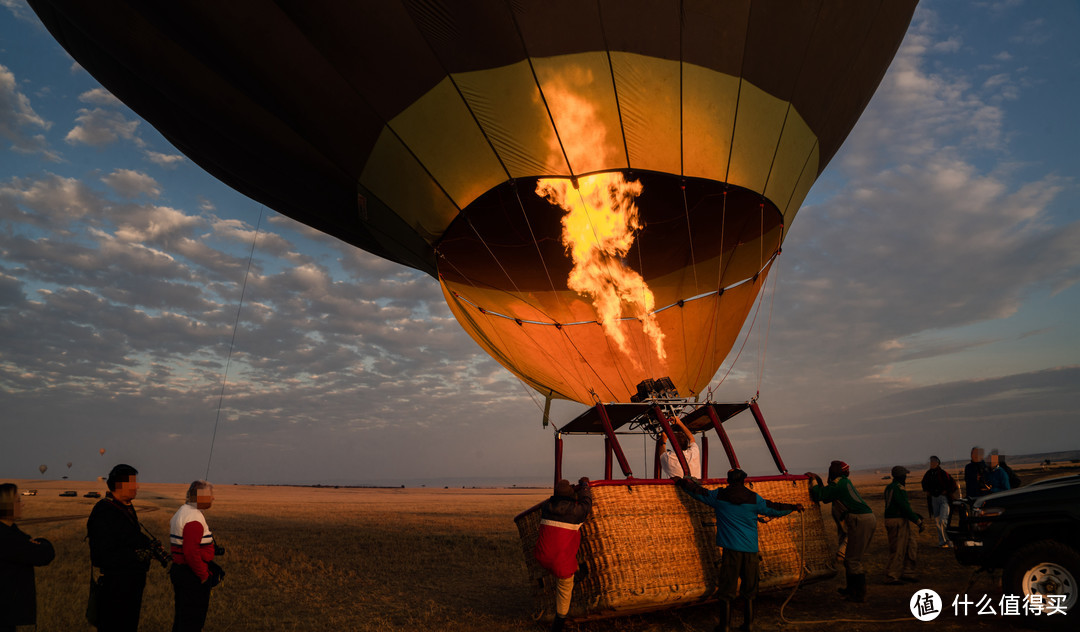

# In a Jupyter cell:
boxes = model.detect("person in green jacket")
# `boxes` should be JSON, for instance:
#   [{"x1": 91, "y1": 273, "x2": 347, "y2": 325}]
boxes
[
  {"x1": 883, "y1": 466, "x2": 924, "y2": 584},
  {"x1": 806, "y1": 461, "x2": 875, "y2": 603}
]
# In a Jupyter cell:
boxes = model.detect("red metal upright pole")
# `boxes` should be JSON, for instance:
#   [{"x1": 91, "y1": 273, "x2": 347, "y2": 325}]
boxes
[
  {"x1": 701, "y1": 434, "x2": 709, "y2": 479},
  {"x1": 604, "y1": 436, "x2": 613, "y2": 480},
  {"x1": 653, "y1": 406, "x2": 691, "y2": 477},
  {"x1": 704, "y1": 405, "x2": 740, "y2": 470},
  {"x1": 596, "y1": 404, "x2": 633, "y2": 478},
  {"x1": 749, "y1": 401, "x2": 788, "y2": 474},
  {"x1": 554, "y1": 432, "x2": 563, "y2": 486}
]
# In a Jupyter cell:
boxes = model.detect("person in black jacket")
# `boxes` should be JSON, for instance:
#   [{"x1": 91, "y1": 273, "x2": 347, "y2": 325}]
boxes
[
  {"x1": 88, "y1": 464, "x2": 167, "y2": 632},
  {"x1": 1, "y1": 483, "x2": 55, "y2": 632}
]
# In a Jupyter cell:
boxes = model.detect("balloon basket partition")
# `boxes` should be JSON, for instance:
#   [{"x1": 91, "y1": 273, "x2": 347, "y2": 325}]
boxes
[{"x1": 515, "y1": 402, "x2": 836, "y2": 620}]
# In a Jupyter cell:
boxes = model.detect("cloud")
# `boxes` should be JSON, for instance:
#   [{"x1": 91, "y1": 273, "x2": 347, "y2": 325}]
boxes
[
  {"x1": 0, "y1": 63, "x2": 58, "y2": 159},
  {"x1": 101, "y1": 169, "x2": 161, "y2": 199},
  {"x1": 65, "y1": 107, "x2": 141, "y2": 147},
  {"x1": 145, "y1": 150, "x2": 186, "y2": 168},
  {"x1": 725, "y1": 4, "x2": 1080, "y2": 461},
  {"x1": 78, "y1": 87, "x2": 123, "y2": 107},
  {"x1": 0, "y1": 0, "x2": 35, "y2": 23}
]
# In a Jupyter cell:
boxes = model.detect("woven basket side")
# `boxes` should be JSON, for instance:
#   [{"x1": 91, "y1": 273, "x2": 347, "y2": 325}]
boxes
[{"x1": 515, "y1": 479, "x2": 836, "y2": 620}]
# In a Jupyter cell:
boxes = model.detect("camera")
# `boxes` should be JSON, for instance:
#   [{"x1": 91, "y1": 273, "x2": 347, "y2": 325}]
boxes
[
  {"x1": 214, "y1": 544, "x2": 226, "y2": 556},
  {"x1": 139, "y1": 538, "x2": 171, "y2": 568}
]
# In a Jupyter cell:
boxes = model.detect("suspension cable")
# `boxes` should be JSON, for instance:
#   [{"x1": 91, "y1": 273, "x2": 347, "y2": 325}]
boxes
[{"x1": 205, "y1": 208, "x2": 262, "y2": 480}]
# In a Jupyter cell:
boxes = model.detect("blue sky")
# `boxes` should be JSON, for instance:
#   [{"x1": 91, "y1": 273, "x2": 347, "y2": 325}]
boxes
[{"x1": 2, "y1": 0, "x2": 1078, "y2": 486}]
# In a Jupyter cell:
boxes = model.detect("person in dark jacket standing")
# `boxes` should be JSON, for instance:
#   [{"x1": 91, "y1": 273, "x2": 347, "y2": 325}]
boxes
[
  {"x1": 883, "y1": 466, "x2": 923, "y2": 584},
  {"x1": 920, "y1": 456, "x2": 957, "y2": 547},
  {"x1": 1, "y1": 483, "x2": 55, "y2": 632},
  {"x1": 88, "y1": 464, "x2": 166, "y2": 632},
  {"x1": 169, "y1": 480, "x2": 224, "y2": 632},
  {"x1": 676, "y1": 470, "x2": 803, "y2": 632},
  {"x1": 964, "y1": 447, "x2": 990, "y2": 498},
  {"x1": 533, "y1": 477, "x2": 592, "y2": 632},
  {"x1": 806, "y1": 461, "x2": 875, "y2": 603}
]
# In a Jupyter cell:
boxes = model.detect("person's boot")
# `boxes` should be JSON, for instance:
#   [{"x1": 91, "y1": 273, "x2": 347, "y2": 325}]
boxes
[
  {"x1": 846, "y1": 573, "x2": 867, "y2": 603},
  {"x1": 738, "y1": 599, "x2": 754, "y2": 631},
  {"x1": 837, "y1": 572, "x2": 853, "y2": 597},
  {"x1": 550, "y1": 614, "x2": 566, "y2": 632},
  {"x1": 714, "y1": 599, "x2": 730, "y2": 632}
]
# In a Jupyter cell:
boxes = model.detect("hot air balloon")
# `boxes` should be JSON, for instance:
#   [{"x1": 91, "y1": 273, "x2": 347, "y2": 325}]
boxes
[
  {"x1": 99, "y1": 448, "x2": 105, "y2": 457},
  {"x1": 28, "y1": 0, "x2": 916, "y2": 406},
  {"x1": 67, "y1": 461, "x2": 73, "y2": 469},
  {"x1": 39, "y1": 464, "x2": 47, "y2": 475},
  {"x1": 28, "y1": 0, "x2": 917, "y2": 619}
]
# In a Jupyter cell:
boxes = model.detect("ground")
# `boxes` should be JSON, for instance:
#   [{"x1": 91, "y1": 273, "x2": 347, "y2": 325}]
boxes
[{"x1": 9, "y1": 461, "x2": 1078, "y2": 631}]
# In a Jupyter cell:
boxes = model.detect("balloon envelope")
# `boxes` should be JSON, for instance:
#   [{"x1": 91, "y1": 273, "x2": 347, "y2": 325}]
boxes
[
  {"x1": 29, "y1": 0, "x2": 916, "y2": 403},
  {"x1": 99, "y1": 448, "x2": 105, "y2": 456},
  {"x1": 39, "y1": 464, "x2": 47, "y2": 474}
]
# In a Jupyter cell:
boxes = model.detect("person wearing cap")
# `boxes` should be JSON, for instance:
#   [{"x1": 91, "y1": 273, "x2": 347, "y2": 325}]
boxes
[
  {"x1": 920, "y1": 456, "x2": 957, "y2": 548},
  {"x1": 883, "y1": 466, "x2": 923, "y2": 584},
  {"x1": 805, "y1": 461, "x2": 875, "y2": 603},
  {"x1": 676, "y1": 469, "x2": 803, "y2": 632},
  {"x1": 533, "y1": 477, "x2": 592, "y2": 632},
  {"x1": 658, "y1": 414, "x2": 701, "y2": 478}
]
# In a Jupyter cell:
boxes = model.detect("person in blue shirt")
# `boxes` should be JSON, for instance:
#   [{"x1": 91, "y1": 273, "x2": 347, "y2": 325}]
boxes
[
  {"x1": 985, "y1": 450, "x2": 1011, "y2": 494},
  {"x1": 676, "y1": 470, "x2": 803, "y2": 632}
]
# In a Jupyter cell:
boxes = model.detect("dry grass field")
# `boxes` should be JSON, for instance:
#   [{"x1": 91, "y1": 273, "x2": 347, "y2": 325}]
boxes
[{"x1": 10, "y1": 462, "x2": 1078, "y2": 631}]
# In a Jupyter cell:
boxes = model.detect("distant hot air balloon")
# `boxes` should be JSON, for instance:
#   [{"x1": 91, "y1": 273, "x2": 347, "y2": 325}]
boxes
[
  {"x1": 99, "y1": 448, "x2": 106, "y2": 456},
  {"x1": 67, "y1": 461, "x2": 73, "y2": 469},
  {"x1": 39, "y1": 464, "x2": 47, "y2": 475},
  {"x1": 28, "y1": 0, "x2": 916, "y2": 404}
]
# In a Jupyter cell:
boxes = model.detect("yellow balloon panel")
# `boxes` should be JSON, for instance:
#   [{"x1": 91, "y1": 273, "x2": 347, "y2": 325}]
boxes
[
  {"x1": 454, "y1": 60, "x2": 566, "y2": 179},
  {"x1": 533, "y1": 52, "x2": 628, "y2": 175},
  {"x1": 609, "y1": 52, "x2": 682, "y2": 174}
]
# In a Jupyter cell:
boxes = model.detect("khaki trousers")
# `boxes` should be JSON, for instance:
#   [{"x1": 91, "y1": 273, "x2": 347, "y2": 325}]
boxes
[
  {"x1": 843, "y1": 512, "x2": 876, "y2": 575},
  {"x1": 554, "y1": 576, "x2": 574, "y2": 616},
  {"x1": 885, "y1": 517, "x2": 918, "y2": 580}
]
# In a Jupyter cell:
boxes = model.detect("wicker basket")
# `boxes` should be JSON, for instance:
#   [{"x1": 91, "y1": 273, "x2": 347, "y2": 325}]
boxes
[{"x1": 515, "y1": 477, "x2": 835, "y2": 620}]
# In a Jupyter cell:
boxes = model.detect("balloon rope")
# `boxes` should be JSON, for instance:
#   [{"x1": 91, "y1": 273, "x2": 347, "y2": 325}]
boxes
[{"x1": 205, "y1": 208, "x2": 263, "y2": 480}]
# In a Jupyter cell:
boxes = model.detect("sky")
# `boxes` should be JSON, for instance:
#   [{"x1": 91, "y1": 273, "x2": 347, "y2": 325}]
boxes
[{"x1": 1, "y1": 0, "x2": 1078, "y2": 487}]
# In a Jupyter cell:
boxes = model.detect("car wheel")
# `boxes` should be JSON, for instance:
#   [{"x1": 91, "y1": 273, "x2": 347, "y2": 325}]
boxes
[{"x1": 1003, "y1": 541, "x2": 1079, "y2": 623}]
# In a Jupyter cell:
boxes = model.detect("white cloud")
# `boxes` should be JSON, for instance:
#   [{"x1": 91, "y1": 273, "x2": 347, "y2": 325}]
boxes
[
  {"x1": 145, "y1": 150, "x2": 185, "y2": 168},
  {"x1": 0, "y1": 63, "x2": 58, "y2": 159},
  {"x1": 65, "y1": 107, "x2": 140, "y2": 147},
  {"x1": 78, "y1": 87, "x2": 123, "y2": 107},
  {"x1": 101, "y1": 168, "x2": 161, "y2": 199}
]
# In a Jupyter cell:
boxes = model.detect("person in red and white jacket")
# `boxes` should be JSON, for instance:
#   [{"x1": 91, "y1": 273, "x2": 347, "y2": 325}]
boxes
[
  {"x1": 533, "y1": 477, "x2": 592, "y2": 632},
  {"x1": 169, "y1": 481, "x2": 223, "y2": 632}
]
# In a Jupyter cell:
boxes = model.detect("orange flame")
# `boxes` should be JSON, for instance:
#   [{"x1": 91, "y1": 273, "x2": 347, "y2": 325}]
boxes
[{"x1": 536, "y1": 173, "x2": 666, "y2": 365}]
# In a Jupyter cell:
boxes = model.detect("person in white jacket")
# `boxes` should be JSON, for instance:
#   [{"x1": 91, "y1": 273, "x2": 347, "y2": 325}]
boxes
[{"x1": 169, "y1": 481, "x2": 223, "y2": 632}]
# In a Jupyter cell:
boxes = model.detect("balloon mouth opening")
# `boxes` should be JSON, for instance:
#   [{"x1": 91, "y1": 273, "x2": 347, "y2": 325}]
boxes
[{"x1": 436, "y1": 170, "x2": 783, "y2": 296}]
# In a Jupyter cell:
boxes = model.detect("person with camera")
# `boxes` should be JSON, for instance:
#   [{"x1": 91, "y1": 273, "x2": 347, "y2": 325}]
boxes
[
  {"x1": 169, "y1": 480, "x2": 224, "y2": 631},
  {"x1": 88, "y1": 463, "x2": 168, "y2": 631},
  {"x1": 1, "y1": 483, "x2": 55, "y2": 632},
  {"x1": 533, "y1": 477, "x2": 593, "y2": 632},
  {"x1": 658, "y1": 414, "x2": 701, "y2": 478},
  {"x1": 676, "y1": 470, "x2": 803, "y2": 632}
]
